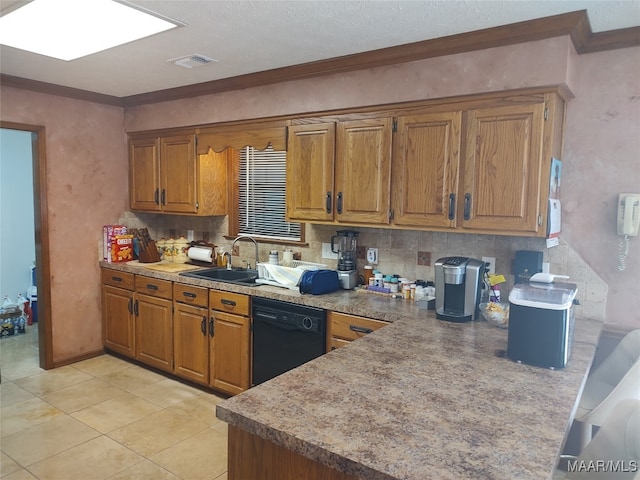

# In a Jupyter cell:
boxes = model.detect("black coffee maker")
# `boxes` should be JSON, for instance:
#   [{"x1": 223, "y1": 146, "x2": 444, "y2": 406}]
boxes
[{"x1": 435, "y1": 257, "x2": 484, "y2": 322}]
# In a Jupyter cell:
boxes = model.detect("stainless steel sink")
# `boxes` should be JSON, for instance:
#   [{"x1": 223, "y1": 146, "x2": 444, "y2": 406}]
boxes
[{"x1": 180, "y1": 267, "x2": 260, "y2": 287}]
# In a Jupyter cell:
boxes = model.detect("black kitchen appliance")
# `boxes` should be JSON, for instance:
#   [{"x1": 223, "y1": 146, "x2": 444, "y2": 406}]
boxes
[
  {"x1": 435, "y1": 257, "x2": 484, "y2": 322},
  {"x1": 507, "y1": 281, "x2": 578, "y2": 369},
  {"x1": 252, "y1": 297, "x2": 326, "y2": 385}
]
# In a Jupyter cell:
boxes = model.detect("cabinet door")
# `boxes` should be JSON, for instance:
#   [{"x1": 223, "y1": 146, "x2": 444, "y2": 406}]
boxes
[
  {"x1": 392, "y1": 112, "x2": 462, "y2": 228},
  {"x1": 286, "y1": 123, "x2": 335, "y2": 222},
  {"x1": 335, "y1": 118, "x2": 392, "y2": 224},
  {"x1": 129, "y1": 137, "x2": 161, "y2": 211},
  {"x1": 173, "y1": 302, "x2": 209, "y2": 385},
  {"x1": 102, "y1": 285, "x2": 135, "y2": 358},
  {"x1": 160, "y1": 134, "x2": 198, "y2": 214},
  {"x1": 210, "y1": 310, "x2": 250, "y2": 395},
  {"x1": 135, "y1": 293, "x2": 173, "y2": 373},
  {"x1": 462, "y1": 103, "x2": 545, "y2": 233}
]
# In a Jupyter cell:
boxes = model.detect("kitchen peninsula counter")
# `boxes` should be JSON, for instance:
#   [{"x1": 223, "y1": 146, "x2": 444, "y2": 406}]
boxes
[
  {"x1": 218, "y1": 312, "x2": 601, "y2": 480},
  {"x1": 101, "y1": 262, "x2": 603, "y2": 479}
]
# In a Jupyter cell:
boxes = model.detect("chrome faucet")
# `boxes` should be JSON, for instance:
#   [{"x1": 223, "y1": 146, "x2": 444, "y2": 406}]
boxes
[{"x1": 231, "y1": 235, "x2": 259, "y2": 270}]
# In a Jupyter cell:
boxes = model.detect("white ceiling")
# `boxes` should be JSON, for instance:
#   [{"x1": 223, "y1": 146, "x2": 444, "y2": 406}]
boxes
[{"x1": 1, "y1": 0, "x2": 639, "y2": 98}]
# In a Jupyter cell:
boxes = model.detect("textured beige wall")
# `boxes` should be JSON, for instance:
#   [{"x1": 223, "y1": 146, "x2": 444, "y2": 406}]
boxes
[{"x1": 0, "y1": 86, "x2": 127, "y2": 363}]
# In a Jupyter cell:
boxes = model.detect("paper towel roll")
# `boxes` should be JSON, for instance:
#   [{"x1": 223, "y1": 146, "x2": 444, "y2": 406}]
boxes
[{"x1": 188, "y1": 246, "x2": 213, "y2": 263}]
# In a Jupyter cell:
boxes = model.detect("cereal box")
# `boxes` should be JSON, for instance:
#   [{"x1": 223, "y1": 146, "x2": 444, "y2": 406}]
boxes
[
  {"x1": 111, "y1": 235, "x2": 134, "y2": 263},
  {"x1": 103, "y1": 225, "x2": 127, "y2": 262}
]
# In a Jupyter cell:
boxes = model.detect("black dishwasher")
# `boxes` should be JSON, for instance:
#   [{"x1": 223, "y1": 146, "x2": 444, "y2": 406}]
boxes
[{"x1": 252, "y1": 297, "x2": 326, "y2": 386}]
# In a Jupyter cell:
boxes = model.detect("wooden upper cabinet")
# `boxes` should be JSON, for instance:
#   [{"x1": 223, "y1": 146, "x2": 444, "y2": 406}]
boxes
[
  {"x1": 129, "y1": 132, "x2": 227, "y2": 216},
  {"x1": 286, "y1": 118, "x2": 392, "y2": 225},
  {"x1": 129, "y1": 137, "x2": 161, "y2": 212},
  {"x1": 160, "y1": 134, "x2": 198, "y2": 213},
  {"x1": 391, "y1": 112, "x2": 462, "y2": 228},
  {"x1": 462, "y1": 102, "x2": 546, "y2": 234},
  {"x1": 335, "y1": 118, "x2": 393, "y2": 224},
  {"x1": 286, "y1": 123, "x2": 335, "y2": 222}
]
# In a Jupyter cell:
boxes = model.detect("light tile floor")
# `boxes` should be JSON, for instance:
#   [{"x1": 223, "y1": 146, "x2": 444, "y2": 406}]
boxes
[{"x1": 1, "y1": 324, "x2": 229, "y2": 480}]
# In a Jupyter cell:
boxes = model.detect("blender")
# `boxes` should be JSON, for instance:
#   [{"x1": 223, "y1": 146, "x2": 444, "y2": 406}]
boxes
[{"x1": 331, "y1": 230, "x2": 359, "y2": 289}]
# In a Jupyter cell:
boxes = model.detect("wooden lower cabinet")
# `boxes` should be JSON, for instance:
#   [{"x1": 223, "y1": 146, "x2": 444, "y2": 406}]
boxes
[
  {"x1": 101, "y1": 269, "x2": 252, "y2": 396},
  {"x1": 173, "y1": 283, "x2": 209, "y2": 385},
  {"x1": 228, "y1": 425, "x2": 358, "y2": 480},
  {"x1": 171, "y1": 285, "x2": 251, "y2": 395},
  {"x1": 102, "y1": 270, "x2": 135, "y2": 358},
  {"x1": 135, "y1": 292, "x2": 173, "y2": 372},
  {"x1": 134, "y1": 277, "x2": 173, "y2": 373},
  {"x1": 173, "y1": 302, "x2": 209, "y2": 384},
  {"x1": 210, "y1": 309, "x2": 251, "y2": 396},
  {"x1": 327, "y1": 311, "x2": 388, "y2": 352}
]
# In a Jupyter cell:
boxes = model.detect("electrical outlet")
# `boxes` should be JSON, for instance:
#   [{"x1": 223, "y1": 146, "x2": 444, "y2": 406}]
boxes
[
  {"x1": 542, "y1": 262, "x2": 550, "y2": 273},
  {"x1": 367, "y1": 248, "x2": 378, "y2": 264},
  {"x1": 187, "y1": 230, "x2": 194, "y2": 242},
  {"x1": 322, "y1": 243, "x2": 338, "y2": 259},
  {"x1": 482, "y1": 256, "x2": 496, "y2": 274}
]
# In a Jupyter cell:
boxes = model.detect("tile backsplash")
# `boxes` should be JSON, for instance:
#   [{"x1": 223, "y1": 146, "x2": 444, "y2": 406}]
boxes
[{"x1": 117, "y1": 211, "x2": 607, "y2": 322}]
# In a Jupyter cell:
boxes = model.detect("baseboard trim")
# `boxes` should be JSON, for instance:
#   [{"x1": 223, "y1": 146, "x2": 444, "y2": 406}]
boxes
[{"x1": 51, "y1": 348, "x2": 106, "y2": 368}]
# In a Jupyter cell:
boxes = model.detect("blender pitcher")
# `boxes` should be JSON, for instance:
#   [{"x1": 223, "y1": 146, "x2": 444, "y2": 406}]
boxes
[{"x1": 331, "y1": 230, "x2": 359, "y2": 272}]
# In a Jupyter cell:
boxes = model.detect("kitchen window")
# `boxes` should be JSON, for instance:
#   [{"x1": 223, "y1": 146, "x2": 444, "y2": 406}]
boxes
[{"x1": 230, "y1": 145, "x2": 302, "y2": 242}]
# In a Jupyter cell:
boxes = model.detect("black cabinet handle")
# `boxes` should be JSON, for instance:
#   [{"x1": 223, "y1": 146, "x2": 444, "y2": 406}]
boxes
[
  {"x1": 161, "y1": 189, "x2": 166, "y2": 206},
  {"x1": 146, "y1": 284, "x2": 158, "y2": 291},
  {"x1": 201, "y1": 316, "x2": 207, "y2": 336},
  {"x1": 463, "y1": 193, "x2": 472, "y2": 221},
  {"x1": 448, "y1": 193, "x2": 456, "y2": 220},
  {"x1": 220, "y1": 299, "x2": 236, "y2": 307},
  {"x1": 336, "y1": 192, "x2": 343, "y2": 215},
  {"x1": 111, "y1": 276, "x2": 123, "y2": 282},
  {"x1": 183, "y1": 292, "x2": 196, "y2": 299},
  {"x1": 349, "y1": 325, "x2": 373, "y2": 334},
  {"x1": 134, "y1": 300, "x2": 139, "y2": 316},
  {"x1": 154, "y1": 189, "x2": 159, "y2": 205},
  {"x1": 209, "y1": 318, "x2": 215, "y2": 337},
  {"x1": 326, "y1": 192, "x2": 332, "y2": 214},
  {"x1": 127, "y1": 298, "x2": 133, "y2": 314}
]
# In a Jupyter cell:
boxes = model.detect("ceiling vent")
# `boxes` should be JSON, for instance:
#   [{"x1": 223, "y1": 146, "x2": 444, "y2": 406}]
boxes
[{"x1": 168, "y1": 54, "x2": 217, "y2": 69}]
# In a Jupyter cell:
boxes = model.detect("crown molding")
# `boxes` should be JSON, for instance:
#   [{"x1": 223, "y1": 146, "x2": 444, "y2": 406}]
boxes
[{"x1": 2, "y1": 10, "x2": 638, "y2": 108}]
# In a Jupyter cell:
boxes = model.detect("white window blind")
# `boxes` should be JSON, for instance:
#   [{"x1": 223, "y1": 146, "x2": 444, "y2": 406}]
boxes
[{"x1": 238, "y1": 146, "x2": 301, "y2": 241}]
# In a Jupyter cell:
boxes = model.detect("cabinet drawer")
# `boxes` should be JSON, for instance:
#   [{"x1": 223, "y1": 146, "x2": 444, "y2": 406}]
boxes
[
  {"x1": 209, "y1": 290, "x2": 250, "y2": 317},
  {"x1": 173, "y1": 283, "x2": 208, "y2": 308},
  {"x1": 135, "y1": 277, "x2": 172, "y2": 300},
  {"x1": 101, "y1": 269, "x2": 134, "y2": 290},
  {"x1": 328, "y1": 337, "x2": 351, "y2": 352},
  {"x1": 329, "y1": 311, "x2": 388, "y2": 341}
]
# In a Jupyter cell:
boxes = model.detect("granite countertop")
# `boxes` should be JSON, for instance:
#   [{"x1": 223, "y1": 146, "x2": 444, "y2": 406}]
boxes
[
  {"x1": 100, "y1": 261, "x2": 416, "y2": 322},
  {"x1": 101, "y1": 262, "x2": 603, "y2": 479}
]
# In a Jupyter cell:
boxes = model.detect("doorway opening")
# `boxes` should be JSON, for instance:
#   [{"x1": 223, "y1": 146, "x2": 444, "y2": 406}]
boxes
[{"x1": 1, "y1": 122, "x2": 53, "y2": 369}]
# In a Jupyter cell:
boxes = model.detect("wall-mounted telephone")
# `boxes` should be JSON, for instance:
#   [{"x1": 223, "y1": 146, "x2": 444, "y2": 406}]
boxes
[
  {"x1": 618, "y1": 194, "x2": 640, "y2": 236},
  {"x1": 617, "y1": 193, "x2": 640, "y2": 271}
]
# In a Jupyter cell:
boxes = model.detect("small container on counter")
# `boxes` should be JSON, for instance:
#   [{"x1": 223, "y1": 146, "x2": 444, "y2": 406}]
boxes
[
  {"x1": 156, "y1": 238, "x2": 166, "y2": 260},
  {"x1": 173, "y1": 236, "x2": 189, "y2": 264},
  {"x1": 164, "y1": 238, "x2": 175, "y2": 262},
  {"x1": 363, "y1": 265, "x2": 374, "y2": 286},
  {"x1": 403, "y1": 285, "x2": 411, "y2": 299}
]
